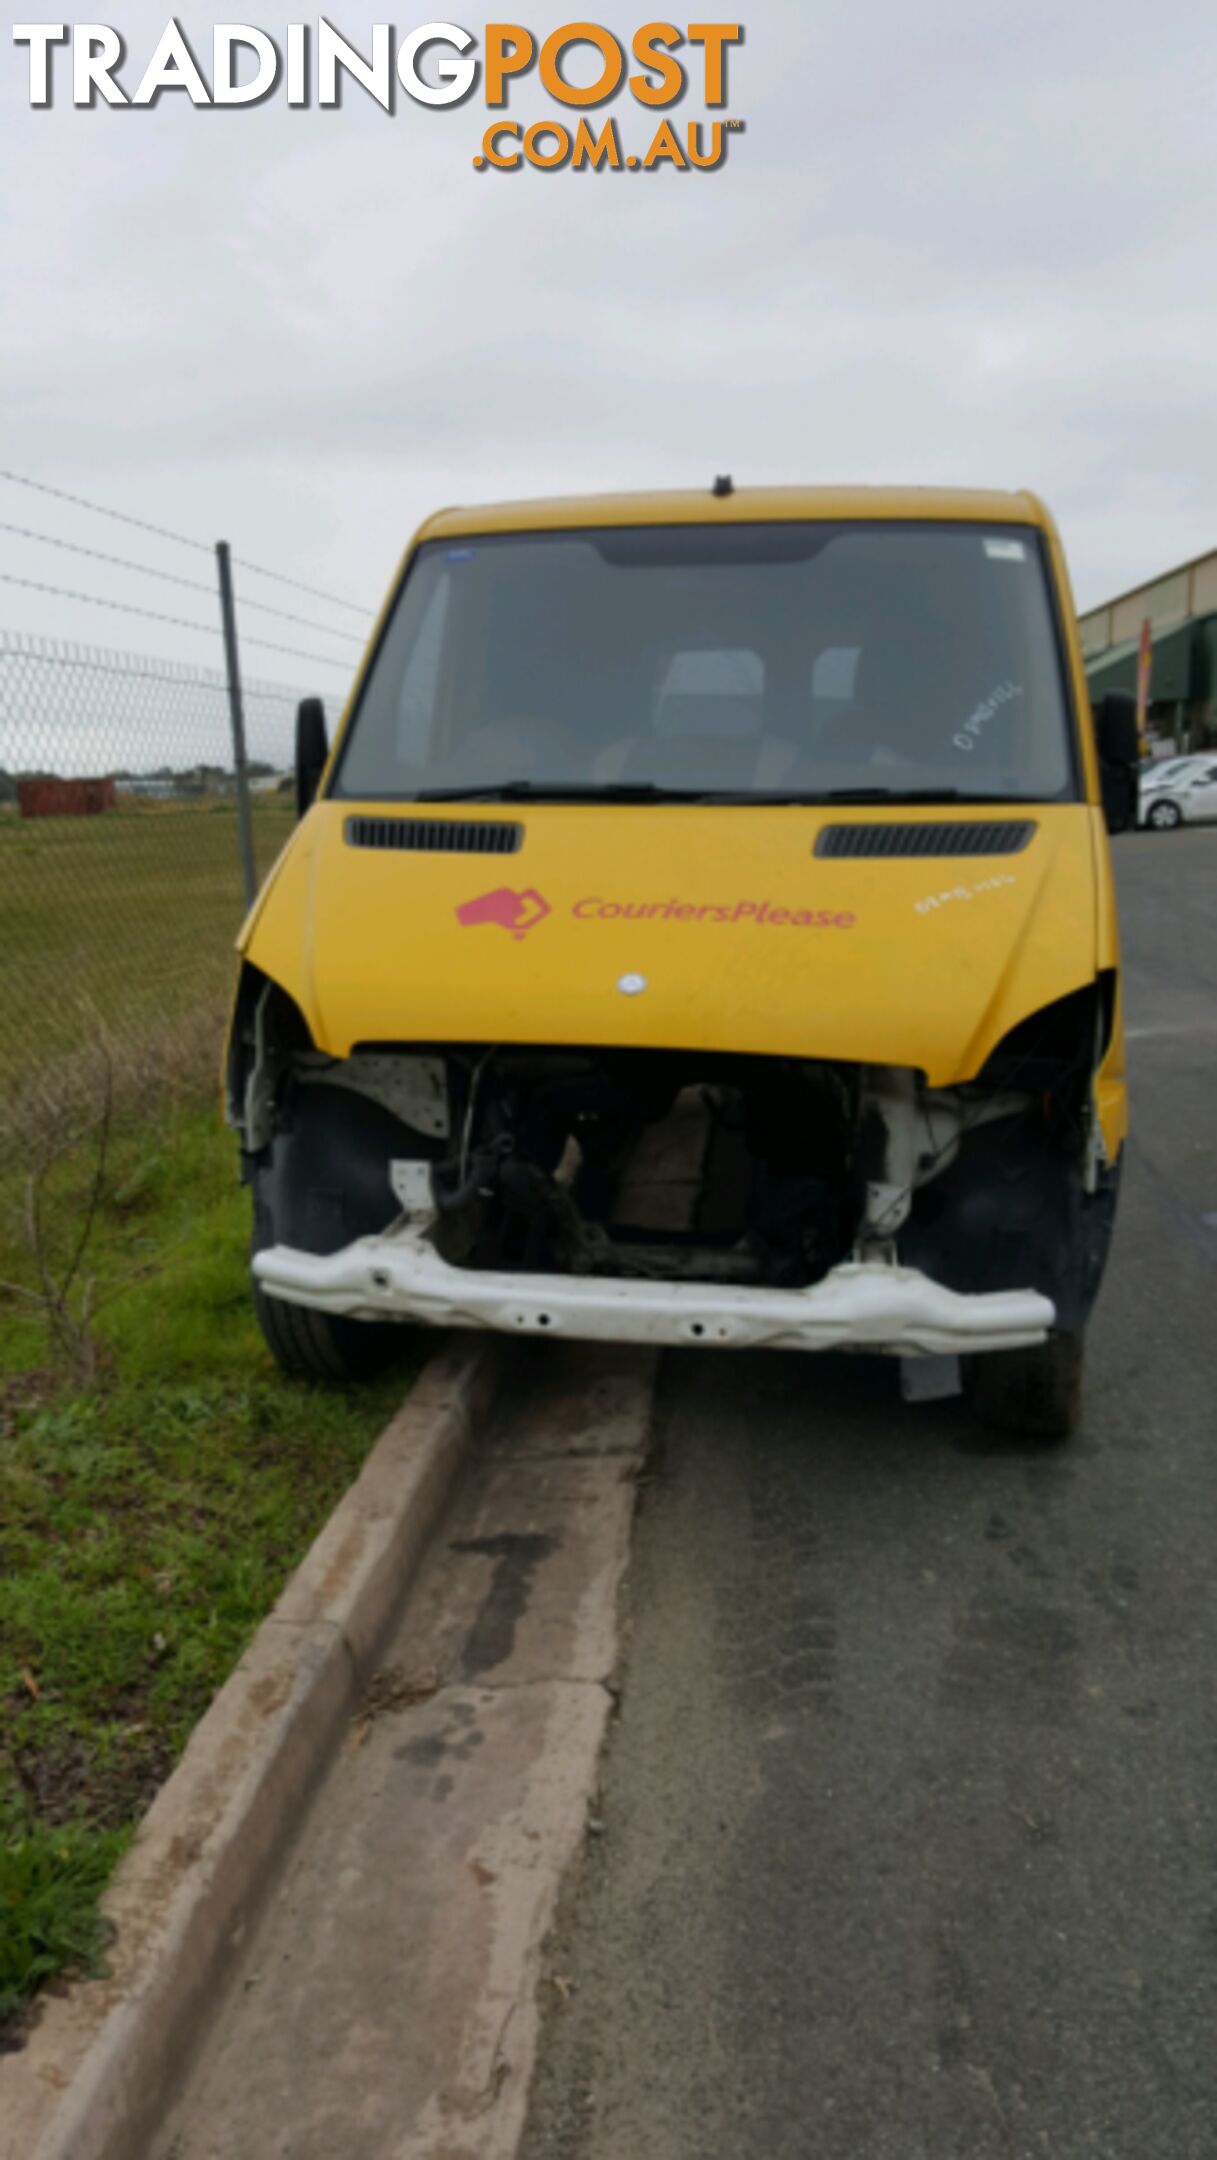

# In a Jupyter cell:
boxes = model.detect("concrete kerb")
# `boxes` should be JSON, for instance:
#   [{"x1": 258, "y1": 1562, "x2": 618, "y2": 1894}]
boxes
[{"x1": 0, "y1": 1337, "x2": 508, "y2": 2160}]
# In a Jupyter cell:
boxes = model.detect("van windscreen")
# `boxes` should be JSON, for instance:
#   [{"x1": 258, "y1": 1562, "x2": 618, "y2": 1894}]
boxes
[{"x1": 332, "y1": 521, "x2": 1077, "y2": 804}]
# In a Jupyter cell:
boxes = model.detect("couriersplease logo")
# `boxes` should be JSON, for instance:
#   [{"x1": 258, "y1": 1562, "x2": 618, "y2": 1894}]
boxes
[
  {"x1": 456, "y1": 886, "x2": 552, "y2": 938},
  {"x1": 13, "y1": 20, "x2": 746, "y2": 173},
  {"x1": 456, "y1": 887, "x2": 857, "y2": 935}
]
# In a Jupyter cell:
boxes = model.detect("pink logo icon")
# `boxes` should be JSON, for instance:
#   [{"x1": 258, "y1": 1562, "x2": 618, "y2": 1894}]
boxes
[{"x1": 455, "y1": 886, "x2": 551, "y2": 940}]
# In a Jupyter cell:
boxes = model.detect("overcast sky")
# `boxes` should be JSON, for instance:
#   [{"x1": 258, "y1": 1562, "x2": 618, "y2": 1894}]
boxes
[{"x1": 3, "y1": 0, "x2": 1217, "y2": 729}]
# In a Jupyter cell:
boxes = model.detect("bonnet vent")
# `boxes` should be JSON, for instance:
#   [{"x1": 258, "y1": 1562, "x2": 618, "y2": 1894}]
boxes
[
  {"x1": 815, "y1": 820, "x2": 1036, "y2": 860},
  {"x1": 345, "y1": 816, "x2": 523, "y2": 856}
]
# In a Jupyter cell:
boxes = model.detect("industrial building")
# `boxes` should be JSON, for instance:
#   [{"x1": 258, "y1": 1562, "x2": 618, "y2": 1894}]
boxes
[{"x1": 1080, "y1": 547, "x2": 1217, "y2": 750}]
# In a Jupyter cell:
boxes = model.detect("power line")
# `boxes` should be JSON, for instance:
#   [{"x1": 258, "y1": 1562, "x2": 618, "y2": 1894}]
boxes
[
  {"x1": 0, "y1": 466, "x2": 210, "y2": 555},
  {"x1": 0, "y1": 572, "x2": 353, "y2": 671},
  {"x1": 230, "y1": 555, "x2": 373, "y2": 618},
  {"x1": 0, "y1": 519, "x2": 366, "y2": 643},
  {"x1": 0, "y1": 466, "x2": 375, "y2": 621}
]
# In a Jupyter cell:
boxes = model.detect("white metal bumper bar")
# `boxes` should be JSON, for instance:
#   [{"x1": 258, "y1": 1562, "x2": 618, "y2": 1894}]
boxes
[{"x1": 253, "y1": 1230, "x2": 1055, "y2": 1358}]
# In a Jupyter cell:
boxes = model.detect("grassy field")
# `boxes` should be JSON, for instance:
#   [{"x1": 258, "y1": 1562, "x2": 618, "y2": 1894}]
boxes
[
  {"x1": 0, "y1": 1102, "x2": 415, "y2": 2042},
  {"x1": 0, "y1": 790, "x2": 418, "y2": 2039},
  {"x1": 1, "y1": 798, "x2": 296, "y2": 1153}
]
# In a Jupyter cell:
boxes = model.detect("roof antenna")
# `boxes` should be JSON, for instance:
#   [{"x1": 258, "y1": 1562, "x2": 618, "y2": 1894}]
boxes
[{"x1": 712, "y1": 474, "x2": 734, "y2": 498}]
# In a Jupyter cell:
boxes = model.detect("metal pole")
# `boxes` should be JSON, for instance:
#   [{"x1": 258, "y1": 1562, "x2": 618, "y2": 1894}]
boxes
[{"x1": 216, "y1": 540, "x2": 257, "y2": 909}]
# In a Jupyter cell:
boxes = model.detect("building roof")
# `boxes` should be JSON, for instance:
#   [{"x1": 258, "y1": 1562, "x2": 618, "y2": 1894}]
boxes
[{"x1": 1079, "y1": 544, "x2": 1217, "y2": 625}]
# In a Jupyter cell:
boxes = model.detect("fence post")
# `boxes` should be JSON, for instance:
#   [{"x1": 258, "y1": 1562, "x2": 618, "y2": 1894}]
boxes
[{"x1": 215, "y1": 540, "x2": 257, "y2": 910}]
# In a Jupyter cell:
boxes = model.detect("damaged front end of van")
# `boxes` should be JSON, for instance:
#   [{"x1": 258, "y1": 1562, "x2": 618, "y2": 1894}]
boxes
[{"x1": 225, "y1": 488, "x2": 1135, "y2": 1437}]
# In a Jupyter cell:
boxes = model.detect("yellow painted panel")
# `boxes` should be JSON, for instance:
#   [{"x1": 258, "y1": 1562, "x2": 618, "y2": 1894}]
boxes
[
  {"x1": 417, "y1": 485, "x2": 1042, "y2": 542},
  {"x1": 244, "y1": 802, "x2": 1100, "y2": 1090}
]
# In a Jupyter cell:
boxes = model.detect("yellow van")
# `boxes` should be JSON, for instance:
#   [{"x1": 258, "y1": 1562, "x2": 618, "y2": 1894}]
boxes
[{"x1": 226, "y1": 486, "x2": 1138, "y2": 1438}]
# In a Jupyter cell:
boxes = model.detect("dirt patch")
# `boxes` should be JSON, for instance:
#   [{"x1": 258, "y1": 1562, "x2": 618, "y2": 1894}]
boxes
[{"x1": 6, "y1": 1721, "x2": 178, "y2": 1835}]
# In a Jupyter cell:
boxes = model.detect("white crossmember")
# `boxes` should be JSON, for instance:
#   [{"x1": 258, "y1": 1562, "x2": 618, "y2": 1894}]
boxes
[{"x1": 253, "y1": 1228, "x2": 1055, "y2": 1357}]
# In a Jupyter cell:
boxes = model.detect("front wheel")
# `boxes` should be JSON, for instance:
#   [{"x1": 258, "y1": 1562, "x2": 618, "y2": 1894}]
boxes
[
  {"x1": 252, "y1": 1277, "x2": 402, "y2": 1383},
  {"x1": 1146, "y1": 798, "x2": 1183, "y2": 830},
  {"x1": 964, "y1": 1331, "x2": 1083, "y2": 1442},
  {"x1": 247, "y1": 1083, "x2": 419, "y2": 1384}
]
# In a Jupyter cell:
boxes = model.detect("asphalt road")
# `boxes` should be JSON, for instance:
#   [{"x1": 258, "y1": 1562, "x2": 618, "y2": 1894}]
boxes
[{"x1": 523, "y1": 829, "x2": 1217, "y2": 2160}]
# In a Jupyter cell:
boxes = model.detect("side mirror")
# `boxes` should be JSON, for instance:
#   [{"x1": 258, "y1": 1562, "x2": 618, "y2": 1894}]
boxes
[
  {"x1": 1095, "y1": 690, "x2": 1140, "y2": 767},
  {"x1": 1093, "y1": 690, "x2": 1139, "y2": 835},
  {"x1": 295, "y1": 697, "x2": 329, "y2": 819}
]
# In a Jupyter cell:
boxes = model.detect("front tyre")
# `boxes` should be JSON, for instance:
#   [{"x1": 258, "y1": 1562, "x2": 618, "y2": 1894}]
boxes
[
  {"x1": 246, "y1": 1082, "x2": 422, "y2": 1384},
  {"x1": 1147, "y1": 798, "x2": 1183, "y2": 830},
  {"x1": 252, "y1": 1276, "x2": 399, "y2": 1384},
  {"x1": 964, "y1": 1331, "x2": 1083, "y2": 1442}
]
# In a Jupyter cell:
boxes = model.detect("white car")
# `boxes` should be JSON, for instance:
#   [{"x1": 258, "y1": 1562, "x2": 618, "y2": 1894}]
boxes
[{"x1": 1139, "y1": 754, "x2": 1217, "y2": 830}]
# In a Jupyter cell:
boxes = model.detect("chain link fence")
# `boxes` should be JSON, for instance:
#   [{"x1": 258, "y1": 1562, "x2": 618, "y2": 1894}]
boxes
[{"x1": 1, "y1": 630, "x2": 334, "y2": 1167}]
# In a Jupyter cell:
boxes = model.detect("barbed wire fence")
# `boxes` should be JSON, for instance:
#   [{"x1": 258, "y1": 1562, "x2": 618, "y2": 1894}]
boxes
[{"x1": 0, "y1": 469, "x2": 372, "y2": 1169}]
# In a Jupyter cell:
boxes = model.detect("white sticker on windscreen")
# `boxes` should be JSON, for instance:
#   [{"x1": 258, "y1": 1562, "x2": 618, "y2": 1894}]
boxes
[{"x1": 984, "y1": 537, "x2": 1027, "y2": 561}]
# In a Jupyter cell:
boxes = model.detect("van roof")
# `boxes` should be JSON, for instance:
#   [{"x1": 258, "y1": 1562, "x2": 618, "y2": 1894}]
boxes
[{"x1": 419, "y1": 485, "x2": 1047, "y2": 542}]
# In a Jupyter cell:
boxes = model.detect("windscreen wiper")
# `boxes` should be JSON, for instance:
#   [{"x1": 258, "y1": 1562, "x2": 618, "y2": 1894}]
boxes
[
  {"x1": 411, "y1": 781, "x2": 1034, "y2": 807},
  {"x1": 815, "y1": 786, "x2": 1025, "y2": 805},
  {"x1": 413, "y1": 780, "x2": 708, "y2": 804},
  {"x1": 694, "y1": 786, "x2": 1036, "y2": 807}
]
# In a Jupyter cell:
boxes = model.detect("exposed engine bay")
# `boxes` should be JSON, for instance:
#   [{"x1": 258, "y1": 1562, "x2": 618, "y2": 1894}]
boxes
[{"x1": 227, "y1": 967, "x2": 1120, "y2": 1335}]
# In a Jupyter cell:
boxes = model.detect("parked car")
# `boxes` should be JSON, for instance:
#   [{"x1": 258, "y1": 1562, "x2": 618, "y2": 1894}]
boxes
[
  {"x1": 225, "y1": 485, "x2": 1136, "y2": 1439},
  {"x1": 1139, "y1": 754, "x2": 1217, "y2": 830}
]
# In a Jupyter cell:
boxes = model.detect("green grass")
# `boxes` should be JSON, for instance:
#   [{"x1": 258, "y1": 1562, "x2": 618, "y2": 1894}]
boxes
[
  {"x1": 0, "y1": 799, "x2": 296, "y2": 1140},
  {"x1": 0, "y1": 1103, "x2": 415, "y2": 2041}
]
